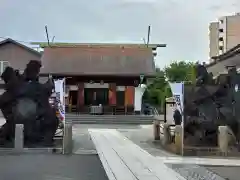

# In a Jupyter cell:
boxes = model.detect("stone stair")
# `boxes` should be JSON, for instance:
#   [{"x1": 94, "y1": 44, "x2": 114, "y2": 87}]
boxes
[{"x1": 65, "y1": 114, "x2": 157, "y2": 124}]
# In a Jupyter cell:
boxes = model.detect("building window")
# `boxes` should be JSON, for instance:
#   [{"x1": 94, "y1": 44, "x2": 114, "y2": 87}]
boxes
[
  {"x1": 219, "y1": 28, "x2": 224, "y2": 33},
  {"x1": 219, "y1": 37, "x2": 224, "y2": 41},
  {"x1": 219, "y1": 46, "x2": 224, "y2": 51},
  {"x1": 0, "y1": 61, "x2": 9, "y2": 74},
  {"x1": 220, "y1": 19, "x2": 224, "y2": 24}
]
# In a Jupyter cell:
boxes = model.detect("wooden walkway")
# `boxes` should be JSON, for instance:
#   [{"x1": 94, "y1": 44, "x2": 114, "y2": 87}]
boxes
[{"x1": 88, "y1": 129, "x2": 186, "y2": 180}]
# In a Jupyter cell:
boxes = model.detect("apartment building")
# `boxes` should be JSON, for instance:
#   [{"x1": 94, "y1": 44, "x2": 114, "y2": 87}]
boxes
[{"x1": 209, "y1": 13, "x2": 240, "y2": 61}]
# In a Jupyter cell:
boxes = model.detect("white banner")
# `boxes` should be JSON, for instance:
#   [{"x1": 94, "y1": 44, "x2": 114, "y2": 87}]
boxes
[
  {"x1": 169, "y1": 82, "x2": 184, "y2": 125},
  {"x1": 134, "y1": 84, "x2": 147, "y2": 112},
  {"x1": 169, "y1": 82, "x2": 184, "y2": 155},
  {"x1": 54, "y1": 78, "x2": 65, "y2": 124}
]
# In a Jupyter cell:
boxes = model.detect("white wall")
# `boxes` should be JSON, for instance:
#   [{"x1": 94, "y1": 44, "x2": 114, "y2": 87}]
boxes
[{"x1": 84, "y1": 83, "x2": 109, "y2": 88}]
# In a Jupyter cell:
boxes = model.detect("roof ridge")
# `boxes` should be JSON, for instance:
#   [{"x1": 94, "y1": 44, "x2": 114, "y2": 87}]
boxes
[{"x1": 0, "y1": 38, "x2": 41, "y2": 56}]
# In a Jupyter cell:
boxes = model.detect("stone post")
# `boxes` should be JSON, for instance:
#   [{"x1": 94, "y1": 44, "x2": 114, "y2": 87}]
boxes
[
  {"x1": 218, "y1": 126, "x2": 235, "y2": 155},
  {"x1": 14, "y1": 124, "x2": 24, "y2": 152},
  {"x1": 162, "y1": 123, "x2": 171, "y2": 145},
  {"x1": 175, "y1": 125, "x2": 183, "y2": 155},
  {"x1": 63, "y1": 122, "x2": 73, "y2": 154},
  {"x1": 153, "y1": 120, "x2": 160, "y2": 140}
]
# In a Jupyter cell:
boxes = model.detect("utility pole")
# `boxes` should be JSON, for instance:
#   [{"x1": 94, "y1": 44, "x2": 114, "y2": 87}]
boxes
[
  {"x1": 45, "y1": 25, "x2": 50, "y2": 46},
  {"x1": 147, "y1": 25, "x2": 151, "y2": 47}
]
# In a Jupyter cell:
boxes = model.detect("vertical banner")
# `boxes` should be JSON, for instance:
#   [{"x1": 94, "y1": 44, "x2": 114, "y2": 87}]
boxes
[
  {"x1": 169, "y1": 82, "x2": 184, "y2": 124},
  {"x1": 54, "y1": 78, "x2": 66, "y2": 125},
  {"x1": 134, "y1": 84, "x2": 147, "y2": 113},
  {"x1": 169, "y1": 82, "x2": 184, "y2": 155}
]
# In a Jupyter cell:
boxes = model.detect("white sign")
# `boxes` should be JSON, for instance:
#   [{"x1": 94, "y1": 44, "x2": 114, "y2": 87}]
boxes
[
  {"x1": 169, "y1": 82, "x2": 184, "y2": 125},
  {"x1": 54, "y1": 78, "x2": 66, "y2": 124}
]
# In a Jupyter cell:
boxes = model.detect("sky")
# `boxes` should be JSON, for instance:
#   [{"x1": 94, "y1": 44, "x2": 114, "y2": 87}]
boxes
[{"x1": 0, "y1": 0, "x2": 239, "y2": 69}]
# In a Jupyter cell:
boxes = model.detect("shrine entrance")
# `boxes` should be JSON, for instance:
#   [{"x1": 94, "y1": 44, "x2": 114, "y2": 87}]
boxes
[{"x1": 84, "y1": 88, "x2": 109, "y2": 106}]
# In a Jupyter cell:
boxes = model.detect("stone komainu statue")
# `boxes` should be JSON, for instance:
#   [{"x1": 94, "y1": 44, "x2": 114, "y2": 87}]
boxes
[
  {"x1": 183, "y1": 64, "x2": 240, "y2": 146},
  {"x1": 0, "y1": 60, "x2": 59, "y2": 147}
]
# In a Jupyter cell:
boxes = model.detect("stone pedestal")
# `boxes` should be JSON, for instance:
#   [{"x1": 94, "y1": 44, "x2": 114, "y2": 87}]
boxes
[
  {"x1": 153, "y1": 120, "x2": 160, "y2": 140},
  {"x1": 63, "y1": 122, "x2": 73, "y2": 154},
  {"x1": 218, "y1": 126, "x2": 236, "y2": 155},
  {"x1": 14, "y1": 124, "x2": 24, "y2": 152},
  {"x1": 175, "y1": 125, "x2": 183, "y2": 155},
  {"x1": 162, "y1": 124, "x2": 171, "y2": 145}
]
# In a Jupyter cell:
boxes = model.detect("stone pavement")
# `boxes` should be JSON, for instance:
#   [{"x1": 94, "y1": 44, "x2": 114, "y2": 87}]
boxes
[
  {"x1": 1, "y1": 121, "x2": 240, "y2": 179},
  {"x1": 118, "y1": 124, "x2": 175, "y2": 157},
  {"x1": 82, "y1": 124, "x2": 240, "y2": 180},
  {"x1": 72, "y1": 124, "x2": 140, "y2": 155},
  {"x1": 0, "y1": 154, "x2": 108, "y2": 180},
  {"x1": 89, "y1": 128, "x2": 185, "y2": 180}
]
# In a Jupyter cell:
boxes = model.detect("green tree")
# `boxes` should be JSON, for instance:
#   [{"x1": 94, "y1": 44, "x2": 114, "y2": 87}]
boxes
[
  {"x1": 143, "y1": 61, "x2": 196, "y2": 110},
  {"x1": 143, "y1": 69, "x2": 167, "y2": 105},
  {"x1": 164, "y1": 61, "x2": 195, "y2": 83}
]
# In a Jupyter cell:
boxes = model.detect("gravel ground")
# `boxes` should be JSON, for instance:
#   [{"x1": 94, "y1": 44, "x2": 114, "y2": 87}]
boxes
[
  {"x1": 166, "y1": 164, "x2": 225, "y2": 180},
  {"x1": 203, "y1": 166, "x2": 240, "y2": 180}
]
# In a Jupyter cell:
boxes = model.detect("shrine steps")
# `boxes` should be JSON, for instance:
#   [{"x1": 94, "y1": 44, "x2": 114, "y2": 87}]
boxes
[{"x1": 65, "y1": 114, "x2": 162, "y2": 125}]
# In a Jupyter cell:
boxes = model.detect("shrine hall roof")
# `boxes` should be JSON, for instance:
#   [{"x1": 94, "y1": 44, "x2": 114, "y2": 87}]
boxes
[
  {"x1": 31, "y1": 42, "x2": 166, "y2": 49},
  {"x1": 40, "y1": 45, "x2": 157, "y2": 76}
]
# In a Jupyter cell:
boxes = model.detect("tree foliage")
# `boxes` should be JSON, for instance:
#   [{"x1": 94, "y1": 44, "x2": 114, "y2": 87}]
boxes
[
  {"x1": 164, "y1": 61, "x2": 195, "y2": 83},
  {"x1": 143, "y1": 61, "x2": 196, "y2": 110}
]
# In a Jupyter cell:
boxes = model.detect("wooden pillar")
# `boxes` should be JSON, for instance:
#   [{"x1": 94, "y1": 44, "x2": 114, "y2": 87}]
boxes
[
  {"x1": 125, "y1": 86, "x2": 135, "y2": 114},
  {"x1": 77, "y1": 83, "x2": 84, "y2": 112},
  {"x1": 125, "y1": 86, "x2": 134, "y2": 105},
  {"x1": 109, "y1": 83, "x2": 116, "y2": 114},
  {"x1": 109, "y1": 83, "x2": 116, "y2": 105}
]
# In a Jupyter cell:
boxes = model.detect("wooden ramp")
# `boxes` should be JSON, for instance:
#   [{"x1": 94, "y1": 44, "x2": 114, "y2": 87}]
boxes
[{"x1": 88, "y1": 129, "x2": 186, "y2": 180}]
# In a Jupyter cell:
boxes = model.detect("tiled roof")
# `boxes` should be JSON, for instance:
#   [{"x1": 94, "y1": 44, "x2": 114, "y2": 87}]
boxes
[
  {"x1": 206, "y1": 44, "x2": 240, "y2": 68},
  {"x1": 0, "y1": 38, "x2": 41, "y2": 56},
  {"x1": 40, "y1": 46, "x2": 156, "y2": 76},
  {"x1": 206, "y1": 44, "x2": 240, "y2": 76}
]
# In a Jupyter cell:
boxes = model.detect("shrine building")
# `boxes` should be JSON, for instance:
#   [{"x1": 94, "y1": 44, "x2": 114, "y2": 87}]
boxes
[{"x1": 38, "y1": 43, "x2": 164, "y2": 114}]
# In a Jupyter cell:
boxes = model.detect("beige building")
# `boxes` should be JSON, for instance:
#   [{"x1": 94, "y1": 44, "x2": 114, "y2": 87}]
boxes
[{"x1": 209, "y1": 13, "x2": 240, "y2": 62}]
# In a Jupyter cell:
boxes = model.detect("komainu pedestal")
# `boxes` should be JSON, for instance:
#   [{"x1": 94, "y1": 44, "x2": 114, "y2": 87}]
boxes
[{"x1": 0, "y1": 60, "x2": 59, "y2": 147}]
